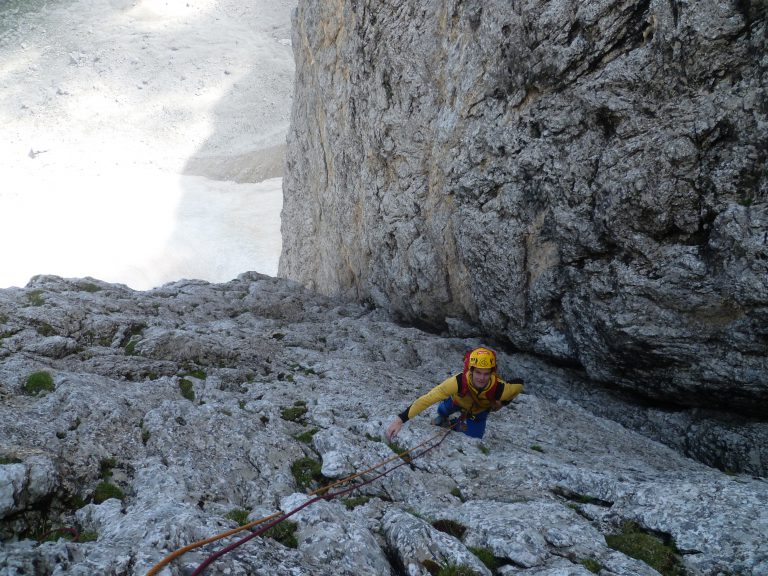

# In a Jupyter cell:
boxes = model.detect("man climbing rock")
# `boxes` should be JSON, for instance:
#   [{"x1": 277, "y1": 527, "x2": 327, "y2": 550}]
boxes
[{"x1": 386, "y1": 347, "x2": 524, "y2": 440}]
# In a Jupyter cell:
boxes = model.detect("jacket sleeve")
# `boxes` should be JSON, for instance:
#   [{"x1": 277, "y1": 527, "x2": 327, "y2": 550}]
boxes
[
  {"x1": 398, "y1": 376, "x2": 459, "y2": 422},
  {"x1": 500, "y1": 378, "x2": 524, "y2": 404}
]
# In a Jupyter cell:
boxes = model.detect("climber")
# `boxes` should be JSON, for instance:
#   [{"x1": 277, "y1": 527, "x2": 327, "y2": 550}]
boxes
[{"x1": 385, "y1": 347, "x2": 523, "y2": 440}]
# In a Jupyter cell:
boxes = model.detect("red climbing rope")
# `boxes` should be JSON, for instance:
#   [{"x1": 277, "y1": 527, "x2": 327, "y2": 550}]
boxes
[
  {"x1": 145, "y1": 427, "x2": 452, "y2": 575},
  {"x1": 190, "y1": 423, "x2": 459, "y2": 575}
]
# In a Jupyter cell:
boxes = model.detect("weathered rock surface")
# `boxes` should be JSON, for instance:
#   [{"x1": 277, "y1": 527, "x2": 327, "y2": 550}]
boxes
[
  {"x1": 0, "y1": 274, "x2": 766, "y2": 575},
  {"x1": 279, "y1": 0, "x2": 768, "y2": 416}
]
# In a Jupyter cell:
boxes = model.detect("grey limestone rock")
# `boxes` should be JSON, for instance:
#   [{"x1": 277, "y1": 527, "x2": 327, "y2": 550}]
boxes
[
  {"x1": 382, "y1": 508, "x2": 492, "y2": 576},
  {"x1": 281, "y1": 492, "x2": 392, "y2": 575},
  {"x1": 0, "y1": 274, "x2": 766, "y2": 575},
  {"x1": 0, "y1": 456, "x2": 58, "y2": 518}
]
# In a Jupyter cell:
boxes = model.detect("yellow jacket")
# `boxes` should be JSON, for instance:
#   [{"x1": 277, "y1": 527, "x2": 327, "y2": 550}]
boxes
[{"x1": 398, "y1": 373, "x2": 523, "y2": 422}]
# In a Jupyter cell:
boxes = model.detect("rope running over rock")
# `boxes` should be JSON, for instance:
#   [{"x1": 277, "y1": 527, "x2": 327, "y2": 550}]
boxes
[{"x1": 145, "y1": 423, "x2": 459, "y2": 576}]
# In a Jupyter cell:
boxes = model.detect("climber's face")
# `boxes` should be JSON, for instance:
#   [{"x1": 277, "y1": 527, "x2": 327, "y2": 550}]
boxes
[{"x1": 471, "y1": 368, "x2": 492, "y2": 391}]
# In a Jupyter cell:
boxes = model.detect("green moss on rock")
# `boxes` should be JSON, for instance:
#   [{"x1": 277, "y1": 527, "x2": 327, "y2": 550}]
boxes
[{"x1": 22, "y1": 371, "x2": 55, "y2": 396}]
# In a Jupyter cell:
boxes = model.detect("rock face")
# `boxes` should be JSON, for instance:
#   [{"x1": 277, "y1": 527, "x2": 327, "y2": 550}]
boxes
[
  {"x1": 1, "y1": 274, "x2": 767, "y2": 575},
  {"x1": 279, "y1": 0, "x2": 768, "y2": 415}
]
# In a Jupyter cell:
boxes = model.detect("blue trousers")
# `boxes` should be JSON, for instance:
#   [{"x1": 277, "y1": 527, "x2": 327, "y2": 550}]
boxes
[{"x1": 437, "y1": 398, "x2": 489, "y2": 438}]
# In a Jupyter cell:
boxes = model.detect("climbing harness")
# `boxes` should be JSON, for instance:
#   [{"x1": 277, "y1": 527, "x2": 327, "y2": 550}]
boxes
[
  {"x1": 145, "y1": 420, "x2": 462, "y2": 576},
  {"x1": 434, "y1": 411, "x2": 471, "y2": 432}
]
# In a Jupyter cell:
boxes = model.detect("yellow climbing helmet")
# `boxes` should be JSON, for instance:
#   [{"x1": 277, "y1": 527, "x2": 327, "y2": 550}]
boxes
[{"x1": 466, "y1": 347, "x2": 496, "y2": 370}]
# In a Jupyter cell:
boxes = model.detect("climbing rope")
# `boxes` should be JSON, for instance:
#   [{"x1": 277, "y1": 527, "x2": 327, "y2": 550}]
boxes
[
  {"x1": 145, "y1": 423, "x2": 458, "y2": 576},
  {"x1": 189, "y1": 424, "x2": 457, "y2": 576}
]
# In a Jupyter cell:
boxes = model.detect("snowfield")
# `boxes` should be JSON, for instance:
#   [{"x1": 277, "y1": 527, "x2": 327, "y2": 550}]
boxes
[{"x1": 0, "y1": 0, "x2": 295, "y2": 289}]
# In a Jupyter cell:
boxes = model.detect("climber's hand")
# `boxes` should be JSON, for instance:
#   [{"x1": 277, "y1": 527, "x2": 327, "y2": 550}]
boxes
[{"x1": 385, "y1": 417, "x2": 403, "y2": 441}]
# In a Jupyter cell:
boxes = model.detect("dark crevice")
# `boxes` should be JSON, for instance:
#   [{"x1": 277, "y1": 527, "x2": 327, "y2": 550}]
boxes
[
  {"x1": 390, "y1": 311, "x2": 448, "y2": 335},
  {"x1": 669, "y1": 0, "x2": 679, "y2": 27},
  {"x1": 733, "y1": 0, "x2": 768, "y2": 37},
  {"x1": 693, "y1": 117, "x2": 738, "y2": 150},
  {"x1": 593, "y1": 106, "x2": 621, "y2": 139},
  {"x1": 383, "y1": 543, "x2": 409, "y2": 576},
  {"x1": 567, "y1": 20, "x2": 582, "y2": 44},
  {"x1": 558, "y1": 0, "x2": 652, "y2": 88},
  {"x1": 652, "y1": 220, "x2": 713, "y2": 247},
  {"x1": 552, "y1": 486, "x2": 613, "y2": 507}
]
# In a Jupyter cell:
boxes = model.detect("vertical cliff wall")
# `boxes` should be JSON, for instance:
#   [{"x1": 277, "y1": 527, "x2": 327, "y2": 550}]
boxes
[{"x1": 279, "y1": 0, "x2": 768, "y2": 414}]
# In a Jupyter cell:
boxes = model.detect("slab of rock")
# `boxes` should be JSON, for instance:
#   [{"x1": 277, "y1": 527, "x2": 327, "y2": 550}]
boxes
[{"x1": 0, "y1": 273, "x2": 766, "y2": 575}]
